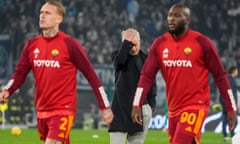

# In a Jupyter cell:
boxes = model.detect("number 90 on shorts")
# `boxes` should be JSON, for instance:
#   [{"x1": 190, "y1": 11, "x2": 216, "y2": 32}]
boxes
[{"x1": 179, "y1": 109, "x2": 205, "y2": 134}]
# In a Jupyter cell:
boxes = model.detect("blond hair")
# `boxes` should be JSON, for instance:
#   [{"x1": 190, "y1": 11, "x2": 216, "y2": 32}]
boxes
[{"x1": 46, "y1": 0, "x2": 66, "y2": 18}]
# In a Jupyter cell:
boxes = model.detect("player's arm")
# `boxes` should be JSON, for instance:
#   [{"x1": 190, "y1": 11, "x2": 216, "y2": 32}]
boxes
[
  {"x1": 67, "y1": 38, "x2": 113, "y2": 124},
  {"x1": 1, "y1": 40, "x2": 31, "y2": 102},
  {"x1": 133, "y1": 39, "x2": 160, "y2": 108},
  {"x1": 201, "y1": 36, "x2": 237, "y2": 112},
  {"x1": 200, "y1": 36, "x2": 237, "y2": 130},
  {"x1": 132, "y1": 39, "x2": 160, "y2": 125},
  {"x1": 68, "y1": 39, "x2": 110, "y2": 108}
]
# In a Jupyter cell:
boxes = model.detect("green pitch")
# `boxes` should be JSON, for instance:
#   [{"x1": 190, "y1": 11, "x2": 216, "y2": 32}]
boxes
[{"x1": 0, "y1": 128, "x2": 231, "y2": 144}]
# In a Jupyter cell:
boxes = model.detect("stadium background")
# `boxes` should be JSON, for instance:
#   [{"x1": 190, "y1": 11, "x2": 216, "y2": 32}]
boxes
[{"x1": 0, "y1": 0, "x2": 240, "y2": 132}]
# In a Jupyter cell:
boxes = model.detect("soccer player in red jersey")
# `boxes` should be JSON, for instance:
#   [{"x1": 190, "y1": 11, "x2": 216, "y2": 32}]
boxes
[
  {"x1": 131, "y1": 3, "x2": 237, "y2": 144},
  {"x1": 0, "y1": 0, "x2": 113, "y2": 144}
]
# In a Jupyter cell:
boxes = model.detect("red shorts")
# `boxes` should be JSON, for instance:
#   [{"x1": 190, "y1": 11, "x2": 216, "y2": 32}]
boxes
[
  {"x1": 168, "y1": 109, "x2": 208, "y2": 144},
  {"x1": 37, "y1": 115, "x2": 74, "y2": 143}
]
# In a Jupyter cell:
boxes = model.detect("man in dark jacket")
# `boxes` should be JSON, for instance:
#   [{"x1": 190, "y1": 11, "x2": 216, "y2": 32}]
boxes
[
  {"x1": 219, "y1": 66, "x2": 238, "y2": 141},
  {"x1": 108, "y1": 28, "x2": 156, "y2": 144}
]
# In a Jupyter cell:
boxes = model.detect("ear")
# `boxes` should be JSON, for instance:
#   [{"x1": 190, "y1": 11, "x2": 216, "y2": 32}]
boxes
[
  {"x1": 186, "y1": 17, "x2": 191, "y2": 25},
  {"x1": 56, "y1": 15, "x2": 63, "y2": 24}
]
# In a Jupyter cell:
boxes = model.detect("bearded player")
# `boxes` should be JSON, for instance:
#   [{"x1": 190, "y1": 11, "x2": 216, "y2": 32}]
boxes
[{"x1": 131, "y1": 3, "x2": 237, "y2": 144}]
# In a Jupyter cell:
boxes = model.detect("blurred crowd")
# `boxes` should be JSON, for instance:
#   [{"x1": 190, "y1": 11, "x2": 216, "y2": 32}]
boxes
[
  {"x1": 0, "y1": 0, "x2": 240, "y2": 67},
  {"x1": 1, "y1": 0, "x2": 240, "y2": 125}
]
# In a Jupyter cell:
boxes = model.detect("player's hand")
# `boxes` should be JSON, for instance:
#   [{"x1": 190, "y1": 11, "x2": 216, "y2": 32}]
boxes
[
  {"x1": 0, "y1": 90, "x2": 9, "y2": 104},
  {"x1": 227, "y1": 112, "x2": 237, "y2": 131},
  {"x1": 131, "y1": 106, "x2": 143, "y2": 125},
  {"x1": 101, "y1": 108, "x2": 114, "y2": 125}
]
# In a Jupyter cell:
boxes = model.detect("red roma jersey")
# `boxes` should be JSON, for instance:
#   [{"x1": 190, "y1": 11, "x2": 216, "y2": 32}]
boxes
[
  {"x1": 5, "y1": 31, "x2": 110, "y2": 118},
  {"x1": 133, "y1": 29, "x2": 236, "y2": 117}
]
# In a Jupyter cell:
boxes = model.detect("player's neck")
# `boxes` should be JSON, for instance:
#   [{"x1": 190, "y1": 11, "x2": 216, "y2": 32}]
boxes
[
  {"x1": 42, "y1": 29, "x2": 58, "y2": 38},
  {"x1": 172, "y1": 28, "x2": 188, "y2": 39}
]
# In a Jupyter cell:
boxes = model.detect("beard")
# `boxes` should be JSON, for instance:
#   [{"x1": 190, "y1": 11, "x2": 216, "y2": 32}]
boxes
[{"x1": 168, "y1": 21, "x2": 186, "y2": 36}]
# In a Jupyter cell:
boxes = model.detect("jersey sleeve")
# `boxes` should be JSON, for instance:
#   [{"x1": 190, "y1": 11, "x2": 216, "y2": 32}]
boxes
[
  {"x1": 133, "y1": 38, "x2": 160, "y2": 107},
  {"x1": 66, "y1": 38, "x2": 110, "y2": 110},
  {"x1": 199, "y1": 36, "x2": 237, "y2": 112},
  {"x1": 4, "y1": 40, "x2": 31, "y2": 95}
]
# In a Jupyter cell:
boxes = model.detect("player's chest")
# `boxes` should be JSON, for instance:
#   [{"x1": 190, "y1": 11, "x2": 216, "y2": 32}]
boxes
[
  {"x1": 28, "y1": 41, "x2": 70, "y2": 68},
  {"x1": 157, "y1": 41, "x2": 203, "y2": 61}
]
